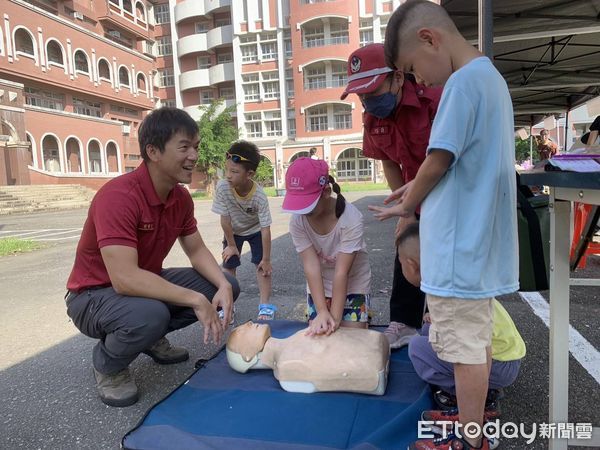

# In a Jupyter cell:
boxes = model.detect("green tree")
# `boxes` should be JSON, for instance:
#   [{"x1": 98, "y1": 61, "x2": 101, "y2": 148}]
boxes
[
  {"x1": 515, "y1": 137, "x2": 535, "y2": 164},
  {"x1": 196, "y1": 100, "x2": 239, "y2": 191},
  {"x1": 255, "y1": 158, "x2": 274, "y2": 187}
]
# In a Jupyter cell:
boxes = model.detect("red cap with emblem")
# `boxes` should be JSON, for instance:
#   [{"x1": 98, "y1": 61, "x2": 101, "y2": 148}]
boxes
[{"x1": 341, "y1": 43, "x2": 394, "y2": 100}]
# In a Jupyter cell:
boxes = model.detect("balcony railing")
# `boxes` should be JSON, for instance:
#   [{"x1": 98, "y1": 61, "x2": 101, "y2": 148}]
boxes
[
  {"x1": 303, "y1": 35, "x2": 349, "y2": 48},
  {"x1": 304, "y1": 78, "x2": 347, "y2": 90}
]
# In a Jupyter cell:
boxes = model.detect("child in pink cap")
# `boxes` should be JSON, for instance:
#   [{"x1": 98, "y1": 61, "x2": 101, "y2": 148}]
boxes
[{"x1": 282, "y1": 157, "x2": 372, "y2": 336}]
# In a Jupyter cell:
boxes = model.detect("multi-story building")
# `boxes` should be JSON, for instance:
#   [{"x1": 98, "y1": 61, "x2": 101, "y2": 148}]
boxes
[{"x1": 0, "y1": 0, "x2": 399, "y2": 189}]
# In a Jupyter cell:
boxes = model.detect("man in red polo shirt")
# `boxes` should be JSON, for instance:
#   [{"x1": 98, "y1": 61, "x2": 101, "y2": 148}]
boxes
[
  {"x1": 341, "y1": 43, "x2": 441, "y2": 348},
  {"x1": 66, "y1": 107, "x2": 239, "y2": 407}
]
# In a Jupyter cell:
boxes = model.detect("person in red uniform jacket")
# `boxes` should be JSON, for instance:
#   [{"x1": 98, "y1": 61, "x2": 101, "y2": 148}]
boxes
[
  {"x1": 65, "y1": 107, "x2": 239, "y2": 407},
  {"x1": 341, "y1": 43, "x2": 442, "y2": 348}
]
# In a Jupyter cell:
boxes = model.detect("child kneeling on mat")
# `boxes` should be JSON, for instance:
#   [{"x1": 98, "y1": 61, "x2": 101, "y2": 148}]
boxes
[{"x1": 282, "y1": 157, "x2": 372, "y2": 336}]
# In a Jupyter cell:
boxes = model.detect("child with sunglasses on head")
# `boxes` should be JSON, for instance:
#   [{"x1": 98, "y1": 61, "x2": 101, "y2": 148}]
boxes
[
  {"x1": 282, "y1": 157, "x2": 372, "y2": 336},
  {"x1": 212, "y1": 141, "x2": 273, "y2": 316}
]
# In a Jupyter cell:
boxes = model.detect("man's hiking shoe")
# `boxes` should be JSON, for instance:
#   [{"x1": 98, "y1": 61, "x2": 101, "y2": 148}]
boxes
[
  {"x1": 409, "y1": 433, "x2": 492, "y2": 450},
  {"x1": 143, "y1": 337, "x2": 189, "y2": 364},
  {"x1": 384, "y1": 321, "x2": 418, "y2": 349},
  {"x1": 93, "y1": 367, "x2": 138, "y2": 407}
]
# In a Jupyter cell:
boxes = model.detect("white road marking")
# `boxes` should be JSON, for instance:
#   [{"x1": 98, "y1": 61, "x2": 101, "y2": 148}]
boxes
[
  {"x1": 0, "y1": 228, "x2": 82, "y2": 242},
  {"x1": 519, "y1": 291, "x2": 600, "y2": 384}
]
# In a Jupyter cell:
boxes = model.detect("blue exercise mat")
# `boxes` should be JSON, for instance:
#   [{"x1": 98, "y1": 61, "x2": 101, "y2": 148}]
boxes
[{"x1": 122, "y1": 320, "x2": 434, "y2": 449}]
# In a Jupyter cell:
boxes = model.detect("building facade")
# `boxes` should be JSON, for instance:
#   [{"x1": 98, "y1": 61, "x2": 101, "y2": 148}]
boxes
[{"x1": 0, "y1": 0, "x2": 402, "y2": 189}]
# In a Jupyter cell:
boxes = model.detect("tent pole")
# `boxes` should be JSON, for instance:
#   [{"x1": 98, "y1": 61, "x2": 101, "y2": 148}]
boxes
[{"x1": 478, "y1": 0, "x2": 494, "y2": 58}]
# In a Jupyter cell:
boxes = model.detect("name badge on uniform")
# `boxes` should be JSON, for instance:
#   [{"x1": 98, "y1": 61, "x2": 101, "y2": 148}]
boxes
[
  {"x1": 371, "y1": 126, "x2": 389, "y2": 135},
  {"x1": 138, "y1": 222, "x2": 155, "y2": 231}
]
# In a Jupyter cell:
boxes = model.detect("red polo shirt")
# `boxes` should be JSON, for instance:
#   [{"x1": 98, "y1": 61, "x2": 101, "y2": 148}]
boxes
[
  {"x1": 362, "y1": 80, "x2": 442, "y2": 184},
  {"x1": 67, "y1": 162, "x2": 197, "y2": 292}
]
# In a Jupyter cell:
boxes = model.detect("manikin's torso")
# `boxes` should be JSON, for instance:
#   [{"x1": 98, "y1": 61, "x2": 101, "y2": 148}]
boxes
[{"x1": 259, "y1": 328, "x2": 390, "y2": 395}]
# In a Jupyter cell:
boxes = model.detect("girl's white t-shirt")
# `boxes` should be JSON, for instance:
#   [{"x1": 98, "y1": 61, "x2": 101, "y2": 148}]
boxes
[{"x1": 289, "y1": 202, "x2": 371, "y2": 297}]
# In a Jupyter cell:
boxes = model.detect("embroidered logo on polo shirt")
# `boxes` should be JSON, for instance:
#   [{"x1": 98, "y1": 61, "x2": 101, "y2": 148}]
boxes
[
  {"x1": 371, "y1": 126, "x2": 390, "y2": 135},
  {"x1": 138, "y1": 222, "x2": 155, "y2": 231},
  {"x1": 350, "y1": 56, "x2": 361, "y2": 73}
]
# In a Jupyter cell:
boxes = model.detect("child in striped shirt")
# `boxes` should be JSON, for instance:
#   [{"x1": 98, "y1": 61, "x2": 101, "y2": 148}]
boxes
[{"x1": 212, "y1": 141, "x2": 273, "y2": 311}]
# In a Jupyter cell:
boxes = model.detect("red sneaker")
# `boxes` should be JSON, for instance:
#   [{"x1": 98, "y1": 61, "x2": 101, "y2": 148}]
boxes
[
  {"x1": 421, "y1": 406, "x2": 500, "y2": 423},
  {"x1": 408, "y1": 433, "x2": 491, "y2": 450}
]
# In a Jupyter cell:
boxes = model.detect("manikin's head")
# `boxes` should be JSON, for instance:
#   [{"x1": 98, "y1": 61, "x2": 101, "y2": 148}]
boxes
[
  {"x1": 396, "y1": 222, "x2": 421, "y2": 287},
  {"x1": 226, "y1": 321, "x2": 271, "y2": 373}
]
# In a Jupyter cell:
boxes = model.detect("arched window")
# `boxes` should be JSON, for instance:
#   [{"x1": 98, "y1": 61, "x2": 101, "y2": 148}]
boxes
[
  {"x1": 290, "y1": 151, "x2": 309, "y2": 163},
  {"x1": 42, "y1": 135, "x2": 61, "y2": 172},
  {"x1": 137, "y1": 73, "x2": 147, "y2": 94},
  {"x1": 123, "y1": 0, "x2": 133, "y2": 13},
  {"x1": 15, "y1": 28, "x2": 35, "y2": 57},
  {"x1": 98, "y1": 59, "x2": 111, "y2": 82},
  {"x1": 46, "y1": 40, "x2": 64, "y2": 65},
  {"x1": 74, "y1": 50, "x2": 89, "y2": 73},
  {"x1": 88, "y1": 140, "x2": 103, "y2": 173},
  {"x1": 26, "y1": 134, "x2": 34, "y2": 166},
  {"x1": 135, "y1": 1, "x2": 146, "y2": 21},
  {"x1": 335, "y1": 147, "x2": 371, "y2": 181},
  {"x1": 106, "y1": 142, "x2": 119, "y2": 173},
  {"x1": 119, "y1": 66, "x2": 130, "y2": 87},
  {"x1": 65, "y1": 137, "x2": 82, "y2": 172}
]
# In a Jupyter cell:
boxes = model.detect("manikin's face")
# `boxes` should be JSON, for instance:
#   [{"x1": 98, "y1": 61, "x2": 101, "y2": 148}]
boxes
[
  {"x1": 149, "y1": 131, "x2": 199, "y2": 185},
  {"x1": 225, "y1": 159, "x2": 253, "y2": 190},
  {"x1": 228, "y1": 322, "x2": 271, "y2": 361}
]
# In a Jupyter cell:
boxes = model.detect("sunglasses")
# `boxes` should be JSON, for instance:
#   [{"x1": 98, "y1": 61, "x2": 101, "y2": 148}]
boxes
[{"x1": 226, "y1": 152, "x2": 252, "y2": 163}]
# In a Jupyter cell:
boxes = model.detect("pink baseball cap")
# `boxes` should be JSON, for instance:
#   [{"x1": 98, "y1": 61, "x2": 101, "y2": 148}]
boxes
[
  {"x1": 341, "y1": 43, "x2": 394, "y2": 100},
  {"x1": 282, "y1": 157, "x2": 329, "y2": 214}
]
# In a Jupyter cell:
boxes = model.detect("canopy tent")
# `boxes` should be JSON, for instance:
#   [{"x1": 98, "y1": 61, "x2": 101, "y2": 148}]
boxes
[{"x1": 442, "y1": 0, "x2": 600, "y2": 127}]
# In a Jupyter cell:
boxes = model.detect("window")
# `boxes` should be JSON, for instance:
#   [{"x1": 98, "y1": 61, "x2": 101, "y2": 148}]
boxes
[
  {"x1": 110, "y1": 105, "x2": 139, "y2": 116},
  {"x1": 241, "y1": 45, "x2": 258, "y2": 63},
  {"x1": 307, "y1": 106, "x2": 328, "y2": 131},
  {"x1": 201, "y1": 90, "x2": 214, "y2": 105},
  {"x1": 288, "y1": 118, "x2": 296, "y2": 136},
  {"x1": 219, "y1": 86, "x2": 235, "y2": 100},
  {"x1": 24, "y1": 87, "x2": 64, "y2": 111},
  {"x1": 331, "y1": 62, "x2": 347, "y2": 87},
  {"x1": 158, "y1": 68, "x2": 174, "y2": 87},
  {"x1": 162, "y1": 99, "x2": 176, "y2": 108},
  {"x1": 197, "y1": 56, "x2": 211, "y2": 69},
  {"x1": 245, "y1": 113, "x2": 261, "y2": 138},
  {"x1": 263, "y1": 81, "x2": 280, "y2": 99},
  {"x1": 119, "y1": 67, "x2": 130, "y2": 87},
  {"x1": 286, "y1": 80, "x2": 294, "y2": 98},
  {"x1": 156, "y1": 36, "x2": 172, "y2": 56},
  {"x1": 195, "y1": 22, "x2": 210, "y2": 33},
  {"x1": 261, "y1": 42, "x2": 277, "y2": 60},
  {"x1": 15, "y1": 28, "x2": 35, "y2": 57},
  {"x1": 242, "y1": 74, "x2": 259, "y2": 101},
  {"x1": 98, "y1": 59, "x2": 111, "y2": 81},
  {"x1": 283, "y1": 29, "x2": 291, "y2": 58},
  {"x1": 261, "y1": 31, "x2": 277, "y2": 41},
  {"x1": 333, "y1": 105, "x2": 352, "y2": 129},
  {"x1": 243, "y1": 83, "x2": 259, "y2": 101},
  {"x1": 239, "y1": 34, "x2": 257, "y2": 43},
  {"x1": 359, "y1": 18, "x2": 371, "y2": 28},
  {"x1": 330, "y1": 23, "x2": 349, "y2": 44},
  {"x1": 74, "y1": 50, "x2": 89, "y2": 73},
  {"x1": 123, "y1": 0, "x2": 133, "y2": 13},
  {"x1": 154, "y1": 4, "x2": 170, "y2": 24},
  {"x1": 264, "y1": 111, "x2": 282, "y2": 137},
  {"x1": 215, "y1": 17, "x2": 231, "y2": 27},
  {"x1": 359, "y1": 29, "x2": 373, "y2": 47},
  {"x1": 73, "y1": 97, "x2": 102, "y2": 118},
  {"x1": 305, "y1": 65, "x2": 326, "y2": 90},
  {"x1": 46, "y1": 40, "x2": 64, "y2": 65},
  {"x1": 303, "y1": 25, "x2": 324, "y2": 48},
  {"x1": 217, "y1": 52, "x2": 233, "y2": 64}
]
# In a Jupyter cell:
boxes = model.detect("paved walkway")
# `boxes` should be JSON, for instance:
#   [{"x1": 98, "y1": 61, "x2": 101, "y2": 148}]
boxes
[{"x1": 0, "y1": 192, "x2": 598, "y2": 449}]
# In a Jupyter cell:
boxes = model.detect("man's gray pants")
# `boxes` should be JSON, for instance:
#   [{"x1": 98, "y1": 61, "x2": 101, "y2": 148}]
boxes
[{"x1": 66, "y1": 268, "x2": 240, "y2": 375}]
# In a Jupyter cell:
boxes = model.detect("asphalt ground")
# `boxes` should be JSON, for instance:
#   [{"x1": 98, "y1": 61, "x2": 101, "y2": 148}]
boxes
[{"x1": 0, "y1": 192, "x2": 598, "y2": 450}]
